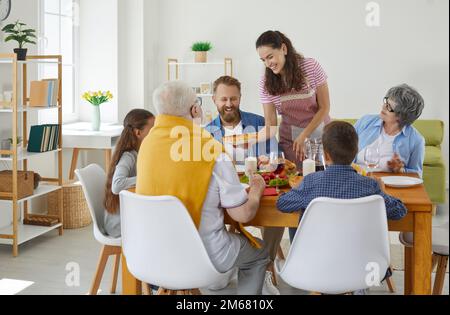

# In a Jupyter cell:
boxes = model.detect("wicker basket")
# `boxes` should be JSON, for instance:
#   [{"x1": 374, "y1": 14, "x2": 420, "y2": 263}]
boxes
[
  {"x1": 0, "y1": 170, "x2": 34, "y2": 200},
  {"x1": 47, "y1": 181, "x2": 92, "y2": 229}
]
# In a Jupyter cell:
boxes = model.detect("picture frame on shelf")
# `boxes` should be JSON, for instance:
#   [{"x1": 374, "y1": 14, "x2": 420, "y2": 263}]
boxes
[{"x1": 200, "y1": 82, "x2": 212, "y2": 95}]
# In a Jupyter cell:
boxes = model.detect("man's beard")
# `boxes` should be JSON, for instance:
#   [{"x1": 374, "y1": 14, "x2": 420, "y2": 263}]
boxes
[{"x1": 220, "y1": 108, "x2": 240, "y2": 124}]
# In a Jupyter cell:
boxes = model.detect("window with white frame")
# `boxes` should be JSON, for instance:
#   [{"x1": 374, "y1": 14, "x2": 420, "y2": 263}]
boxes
[{"x1": 39, "y1": 0, "x2": 79, "y2": 122}]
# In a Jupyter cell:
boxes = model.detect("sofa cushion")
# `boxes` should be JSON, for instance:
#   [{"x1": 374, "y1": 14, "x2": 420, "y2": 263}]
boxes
[
  {"x1": 413, "y1": 120, "x2": 444, "y2": 146},
  {"x1": 424, "y1": 146, "x2": 443, "y2": 165}
]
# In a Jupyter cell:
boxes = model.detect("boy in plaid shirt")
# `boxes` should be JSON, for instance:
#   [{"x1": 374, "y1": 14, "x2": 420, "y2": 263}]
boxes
[{"x1": 277, "y1": 121, "x2": 407, "y2": 222}]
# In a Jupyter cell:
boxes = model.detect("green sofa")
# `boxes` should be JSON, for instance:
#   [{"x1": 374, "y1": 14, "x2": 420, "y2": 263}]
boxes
[{"x1": 341, "y1": 119, "x2": 446, "y2": 204}]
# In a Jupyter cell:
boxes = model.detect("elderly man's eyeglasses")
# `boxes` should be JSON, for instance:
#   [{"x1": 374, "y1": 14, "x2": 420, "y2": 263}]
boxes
[{"x1": 383, "y1": 97, "x2": 395, "y2": 113}]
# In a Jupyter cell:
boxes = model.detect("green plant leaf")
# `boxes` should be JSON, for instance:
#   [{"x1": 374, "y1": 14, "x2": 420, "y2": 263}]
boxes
[
  {"x1": 4, "y1": 35, "x2": 18, "y2": 42},
  {"x1": 1, "y1": 24, "x2": 16, "y2": 32},
  {"x1": 191, "y1": 41, "x2": 212, "y2": 52}
]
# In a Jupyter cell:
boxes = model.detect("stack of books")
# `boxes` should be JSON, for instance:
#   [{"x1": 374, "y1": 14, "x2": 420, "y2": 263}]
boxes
[
  {"x1": 27, "y1": 124, "x2": 60, "y2": 153},
  {"x1": 29, "y1": 79, "x2": 59, "y2": 107}
]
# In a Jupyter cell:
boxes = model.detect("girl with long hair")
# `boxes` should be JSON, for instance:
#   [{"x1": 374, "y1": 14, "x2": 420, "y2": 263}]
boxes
[{"x1": 103, "y1": 109, "x2": 155, "y2": 237}]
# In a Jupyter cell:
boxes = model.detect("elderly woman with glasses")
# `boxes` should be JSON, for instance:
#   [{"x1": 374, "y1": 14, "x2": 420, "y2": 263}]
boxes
[{"x1": 354, "y1": 84, "x2": 425, "y2": 176}]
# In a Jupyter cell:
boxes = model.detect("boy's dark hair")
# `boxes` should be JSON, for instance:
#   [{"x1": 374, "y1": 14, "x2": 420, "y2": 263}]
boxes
[{"x1": 322, "y1": 121, "x2": 359, "y2": 165}]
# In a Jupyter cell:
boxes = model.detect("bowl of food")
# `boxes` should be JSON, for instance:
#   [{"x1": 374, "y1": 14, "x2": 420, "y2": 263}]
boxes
[{"x1": 239, "y1": 172, "x2": 290, "y2": 188}]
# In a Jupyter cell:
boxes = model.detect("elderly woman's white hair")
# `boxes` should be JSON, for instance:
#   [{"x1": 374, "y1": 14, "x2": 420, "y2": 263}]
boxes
[{"x1": 153, "y1": 81, "x2": 197, "y2": 118}]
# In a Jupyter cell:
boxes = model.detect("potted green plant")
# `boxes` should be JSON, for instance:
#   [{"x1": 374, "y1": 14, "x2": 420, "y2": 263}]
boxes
[
  {"x1": 1, "y1": 20, "x2": 37, "y2": 61},
  {"x1": 191, "y1": 41, "x2": 212, "y2": 63},
  {"x1": 82, "y1": 90, "x2": 113, "y2": 131},
  {"x1": 9, "y1": 136, "x2": 23, "y2": 155}
]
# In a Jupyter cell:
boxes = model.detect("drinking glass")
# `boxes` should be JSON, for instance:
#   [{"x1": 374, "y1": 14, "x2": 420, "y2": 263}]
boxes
[
  {"x1": 269, "y1": 151, "x2": 285, "y2": 193},
  {"x1": 364, "y1": 146, "x2": 380, "y2": 175}
]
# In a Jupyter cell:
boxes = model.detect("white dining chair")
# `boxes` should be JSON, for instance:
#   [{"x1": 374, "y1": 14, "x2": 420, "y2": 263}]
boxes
[
  {"x1": 275, "y1": 195, "x2": 391, "y2": 295},
  {"x1": 399, "y1": 222, "x2": 449, "y2": 295},
  {"x1": 75, "y1": 164, "x2": 122, "y2": 295},
  {"x1": 119, "y1": 190, "x2": 231, "y2": 295}
]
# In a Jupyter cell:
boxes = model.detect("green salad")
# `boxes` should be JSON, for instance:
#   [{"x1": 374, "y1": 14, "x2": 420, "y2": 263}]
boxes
[
  {"x1": 268, "y1": 178, "x2": 289, "y2": 187},
  {"x1": 240, "y1": 175, "x2": 249, "y2": 184}
]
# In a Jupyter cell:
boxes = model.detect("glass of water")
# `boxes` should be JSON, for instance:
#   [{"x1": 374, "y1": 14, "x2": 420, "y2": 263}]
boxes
[{"x1": 364, "y1": 146, "x2": 380, "y2": 175}]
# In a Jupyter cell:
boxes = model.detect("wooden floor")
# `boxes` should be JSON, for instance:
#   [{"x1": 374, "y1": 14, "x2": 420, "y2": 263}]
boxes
[{"x1": 0, "y1": 205, "x2": 448, "y2": 295}]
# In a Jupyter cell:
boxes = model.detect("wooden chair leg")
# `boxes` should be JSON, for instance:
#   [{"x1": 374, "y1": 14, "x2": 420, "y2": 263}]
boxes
[
  {"x1": 431, "y1": 204, "x2": 437, "y2": 216},
  {"x1": 110, "y1": 252, "x2": 121, "y2": 294},
  {"x1": 386, "y1": 275, "x2": 396, "y2": 293},
  {"x1": 433, "y1": 255, "x2": 448, "y2": 295},
  {"x1": 156, "y1": 288, "x2": 168, "y2": 295},
  {"x1": 89, "y1": 245, "x2": 110, "y2": 295},
  {"x1": 277, "y1": 246, "x2": 285, "y2": 261},
  {"x1": 142, "y1": 283, "x2": 153, "y2": 295},
  {"x1": 69, "y1": 148, "x2": 80, "y2": 180},
  {"x1": 267, "y1": 262, "x2": 278, "y2": 286},
  {"x1": 432, "y1": 254, "x2": 439, "y2": 272}
]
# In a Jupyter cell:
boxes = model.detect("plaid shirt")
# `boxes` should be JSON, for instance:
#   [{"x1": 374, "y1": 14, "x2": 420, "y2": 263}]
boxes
[{"x1": 277, "y1": 165, "x2": 407, "y2": 220}]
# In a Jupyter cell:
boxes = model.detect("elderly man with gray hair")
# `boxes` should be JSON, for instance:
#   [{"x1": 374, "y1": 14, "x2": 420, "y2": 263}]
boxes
[
  {"x1": 355, "y1": 84, "x2": 425, "y2": 176},
  {"x1": 136, "y1": 81, "x2": 270, "y2": 295}
]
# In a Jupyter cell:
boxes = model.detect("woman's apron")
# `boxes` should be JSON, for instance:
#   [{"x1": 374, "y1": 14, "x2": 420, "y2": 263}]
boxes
[{"x1": 278, "y1": 80, "x2": 330, "y2": 169}]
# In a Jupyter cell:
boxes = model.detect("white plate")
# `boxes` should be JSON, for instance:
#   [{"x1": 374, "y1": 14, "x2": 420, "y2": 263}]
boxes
[
  {"x1": 381, "y1": 176, "x2": 423, "y2": 188},
  {"x1": 360, "y1": 164, "x2": 384, "y2": 173},
  {"x1": 241, "y1": 183, "x2": 250, "y2": 190}
]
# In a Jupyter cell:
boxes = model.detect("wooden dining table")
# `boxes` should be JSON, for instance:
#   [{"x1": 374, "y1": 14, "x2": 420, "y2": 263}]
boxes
[{"x1": 121, "y1": 172, "x2": 432, "y2": 295}]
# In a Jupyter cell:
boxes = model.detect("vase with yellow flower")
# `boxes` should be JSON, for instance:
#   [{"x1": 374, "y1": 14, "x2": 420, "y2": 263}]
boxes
[{"x1": 82, "y1": 91, "x2": 113, "y2": 131}]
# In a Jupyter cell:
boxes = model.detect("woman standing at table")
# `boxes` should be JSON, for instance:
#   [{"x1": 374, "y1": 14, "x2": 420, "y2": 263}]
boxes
[
  {"x1": 254, "y1": 31, "x2": 332, "y2": 268},
  {"x1": 256, "y1": 30, "x2": 331, "y2": 167}
]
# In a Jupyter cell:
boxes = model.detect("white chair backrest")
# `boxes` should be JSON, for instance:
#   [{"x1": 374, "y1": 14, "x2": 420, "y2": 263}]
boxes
[
  {"x1": 279, "y1": 195, "x2": 390, "y2": 294},
  {"x1": 75, "y1": 164, "x2": 107, "y2": 238},
  {"x1": 119, "y1": 190, "x2": 225, "y2": 290}
]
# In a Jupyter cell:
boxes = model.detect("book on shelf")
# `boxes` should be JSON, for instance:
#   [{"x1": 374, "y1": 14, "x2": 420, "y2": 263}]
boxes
[
  {"x1": 29, "y1": 79, "x2": 59, "y2": 107},
  {"x1": 27, "y1": 124, "x2": 60, "y2": 153}
]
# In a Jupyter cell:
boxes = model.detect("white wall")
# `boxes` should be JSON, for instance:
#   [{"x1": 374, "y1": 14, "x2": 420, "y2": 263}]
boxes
[
  {"x1": 152, "y1": 0, "x2": 449, "y2": 184},
  {"x1": 143, "y1": 0, "x2": 160, "y2": 113},
  {"x1": 79, "y1": 0, "x2": 118, "y2": 124},
  {"x1": 117, "y1": 0, "x2": 145, "y2": 120}
]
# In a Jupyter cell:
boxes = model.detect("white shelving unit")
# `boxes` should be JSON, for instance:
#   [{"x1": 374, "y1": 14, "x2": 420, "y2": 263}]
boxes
[
  {"x1": 167, "y1": 57, "x2": 233, "y2": 125},
  {"x1": 0, "y1": 223, "x2": 63, "y2": 246},
  {"x1": 0, "y1": 149, "x2": 62, "y2": 162},
  {"x1": 0, "y1": 54, "x2": 63, "y2": 257},
  {"x1": 0, "y1": 105, "x2": 60, "y2": 113},
  {"x1": 167, "y1": 58, "x2": 233, "y2": 82}
]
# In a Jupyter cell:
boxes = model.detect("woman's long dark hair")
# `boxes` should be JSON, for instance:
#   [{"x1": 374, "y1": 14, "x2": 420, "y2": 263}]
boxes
[
  {"x1": 256, "y1": 30, "x2": 306, "y2": 96},
  {"x1": 104, "y1": 109, "x2": 154, "y2": 214}
]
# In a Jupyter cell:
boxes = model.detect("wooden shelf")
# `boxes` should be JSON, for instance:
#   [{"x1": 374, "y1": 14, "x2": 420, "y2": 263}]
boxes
[
  {"x1": 0, "y1": 222, "x2": 62, "y2": 245},
  {"x1": 0, "y1": 184, "x2": 62, "y2": 204},
  {"x1": 168, "y1": 62, "x2": 226, "y2": 66},
  {"x1": 0, "y1": 105, "x2": 60, "y2": 113},
  {"x1": 0, "y1": 149, "x2": 62, "y2": 162},
  {"x1": 0, "y1": 59, "x2": 61, "y2": 65}
]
